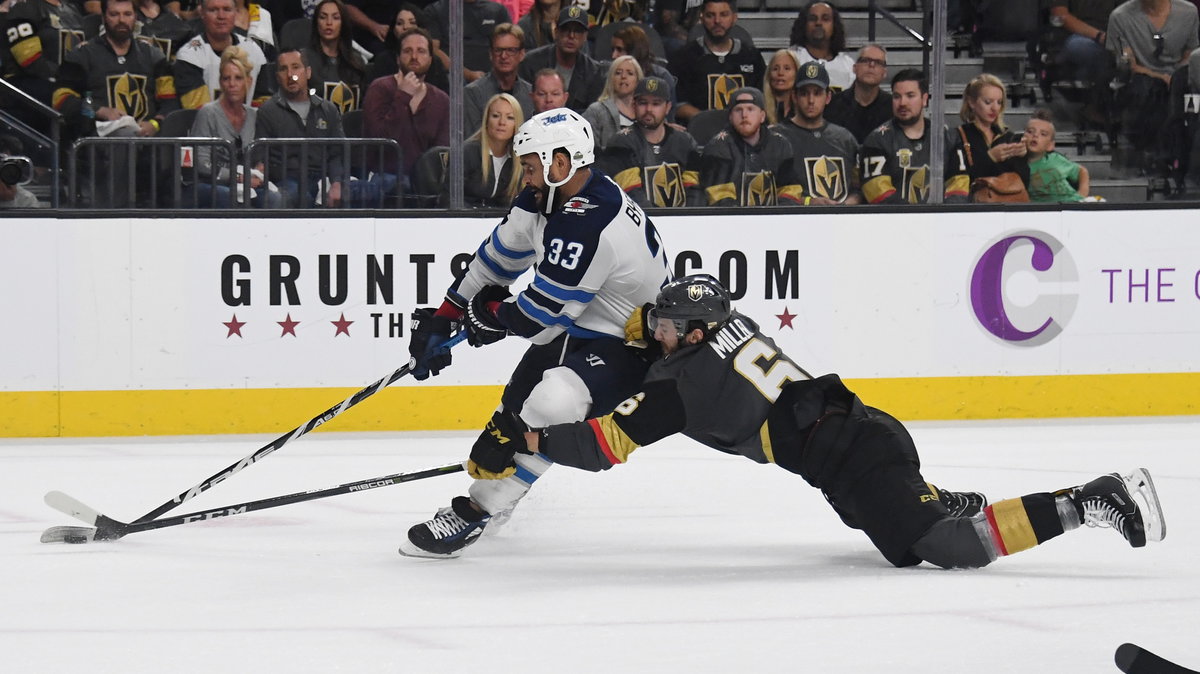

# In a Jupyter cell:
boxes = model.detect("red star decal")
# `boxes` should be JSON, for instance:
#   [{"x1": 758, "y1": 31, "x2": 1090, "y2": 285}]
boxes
[
  {"x1": 223, "y1": 314, "x2": 245, "y2": 338},
  {"x1": 776, "y1": 307, "x2": 797, "y2": 330},
  {"x1": 278, "y1": 313, "x2": 300, "y2": 337},
  {"x1": 331, "y1": 312, "x2": 353, "y2": 336}
]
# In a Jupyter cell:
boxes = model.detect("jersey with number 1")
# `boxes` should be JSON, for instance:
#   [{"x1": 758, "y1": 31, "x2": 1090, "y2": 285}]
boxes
[{"x1": 450, "y1": 169, "x2": 671, "y2": 345}]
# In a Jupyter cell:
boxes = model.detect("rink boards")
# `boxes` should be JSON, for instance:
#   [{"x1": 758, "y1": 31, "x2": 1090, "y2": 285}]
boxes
[{"x1": 2, "y1": 208, "x2": 1199, "y2": 436}]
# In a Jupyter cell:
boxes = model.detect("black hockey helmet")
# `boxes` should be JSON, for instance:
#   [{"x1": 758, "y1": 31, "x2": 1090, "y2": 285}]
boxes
[{"x1": 648, "y1": 274, "x2": 732, "y2": 340}]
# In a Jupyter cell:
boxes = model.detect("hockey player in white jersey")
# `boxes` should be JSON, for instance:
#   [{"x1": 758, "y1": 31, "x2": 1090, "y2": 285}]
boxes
[{"x1": 401, "y1": 108, "x2": 671, "y2": 558}]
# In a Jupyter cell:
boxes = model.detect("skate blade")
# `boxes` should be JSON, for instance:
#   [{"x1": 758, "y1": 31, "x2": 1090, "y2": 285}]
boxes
[
  {"x1": 1124, "y1": 468, "x2": 1166, "y2": 543},
  {"x1": 397, "y1": 539, "x2": 463, "y2": 560}
]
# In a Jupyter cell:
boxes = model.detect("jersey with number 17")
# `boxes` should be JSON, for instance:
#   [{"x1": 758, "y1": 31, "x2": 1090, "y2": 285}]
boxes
[{"x1": 450, "y1": 169, "x2": 671, "y2": 346}]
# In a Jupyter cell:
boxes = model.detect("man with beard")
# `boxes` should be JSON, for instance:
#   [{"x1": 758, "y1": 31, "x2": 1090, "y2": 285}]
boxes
[
  {"x1": 699, "y1": 86, "x2": 804, "y2": 206},
  {"x1": 605, "y1": 75, "x2": 701, "y2": 207},
  {"x1": 770, "y1": 61, "x2": 860, "y2": 205},
  {"x1": 400, "y1": 108, "x2": 671, "y2": 559},
  {"x1": 517, "y1": 6, "x2": 604, "y2": 114},
  {"x1": 363, "y1": 27, "x2": 450, "y2": 183},
  {"x1": 788, "y1": 1, "x2": 855, "y2": 92},
  {"x1": 53, "y1": 0, "x2": 175, "y2": 139},
  {"x1": 174, "y1": 0, "x2": 271, "y2": 109},
  {"x1": 860, "y1": 69, "x2": 970, "y2": 205},
  {"x1": 825, "y1": 44, "x2": 892, "y2": 143},
  {"x1": 669, "y1": 0, "x2": 764, "y2": 123}
]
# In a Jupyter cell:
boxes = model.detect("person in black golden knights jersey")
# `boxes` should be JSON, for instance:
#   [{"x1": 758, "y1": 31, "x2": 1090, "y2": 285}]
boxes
[
  {"x1": 698, "y1": 86, "x2": 804, "y2": 206},
  {"x1": 604, "y1": 75, "x2": 701, "y2": 208},
  {"x1": 770, "y1": 60, "x2": 860, "y2": 205},
  {"x1": 667, "y1": 0, "x2": 764, "y2": 123},
  {"x1": 859, "y1": 68, "x2": 970, "y2": 205},
  {"x1": 467, "y1": 274, "x2": 1167, "y2": 570},
  {"x1": 2, "y1": 0, "x2": 86, "y2": 111}
]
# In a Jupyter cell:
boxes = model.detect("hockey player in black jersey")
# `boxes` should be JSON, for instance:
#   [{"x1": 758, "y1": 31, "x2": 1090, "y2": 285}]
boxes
[{"x1": 472, "y1": 275, "x2": 1167, "y2": 569}]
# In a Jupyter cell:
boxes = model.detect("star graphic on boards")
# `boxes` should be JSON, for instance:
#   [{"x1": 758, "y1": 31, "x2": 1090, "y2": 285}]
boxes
[
  {"x1": 776, "y1": 307, "x2": 797, "y2": 330},
  {"x1": 332, "y1": 312, "x2": 353, "y2": 336},
  {"x1": 278, "y1": 313, "x2": 300, "y2": 337},
  {"x1": 223, "y1": 314, "x2": 245, "y2": 338}
]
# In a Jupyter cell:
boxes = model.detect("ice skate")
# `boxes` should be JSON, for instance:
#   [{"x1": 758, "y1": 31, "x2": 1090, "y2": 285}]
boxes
[
  {"x1": 1073, "y1": 468, "x2": 1165, "y2": 548},
  {"x1": 399, "y1": 496, "x2": 491, "y2": 559},
  {"x1": 933, "y1": 486, "x2": 988, "y2": 518}
]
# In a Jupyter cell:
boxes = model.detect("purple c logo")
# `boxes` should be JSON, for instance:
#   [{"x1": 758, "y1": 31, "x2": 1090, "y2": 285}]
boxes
[{"x1": 970, "y1": 231, "x2": 1078, "y2": 346}]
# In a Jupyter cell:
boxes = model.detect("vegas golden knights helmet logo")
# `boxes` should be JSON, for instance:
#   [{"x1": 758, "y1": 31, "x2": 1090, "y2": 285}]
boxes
[
  {"x1": 707, "y1": 73, "x2": 745, "y2": 110},
  {"x1": 742, "y1": 170, "x2": 777, "y2": 206},
  {"x1": 903, "y1": 166, "x2": 929, "y2": 203},
  {"x1": 647, "y1": 162, "x2": 685, "y2": 207},
  {"x1": 804, "y1": 63, "x2": 820, "y2": 79},
  {"x1": 56, "y1": 28, "x2": 85, "y2": 63},
  {"x1": 804, "y1": 156, "x2": 847, "y2": 201},
  {"x1": 324, "y1": 82, "x2": 360, "y2": 114},
  {"x1": 107, "y1": 73, "x2": 150, "y2": 120}
]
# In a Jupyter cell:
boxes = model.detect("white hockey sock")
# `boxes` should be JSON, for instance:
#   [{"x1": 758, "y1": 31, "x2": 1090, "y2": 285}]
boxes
[{"x1": 469, "y1": 452, "x2": 554, "y2": 516}]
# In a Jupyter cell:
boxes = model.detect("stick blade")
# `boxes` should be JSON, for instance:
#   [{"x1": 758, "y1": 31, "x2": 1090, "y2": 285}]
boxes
[
  {"x1": 44, "y1": 491, "x2": 102, "y2": 526},
  {"x1": 40, "y1": 525, "x2": 99, "y2": 544},
  {"x1": 1116, "y1": 643, "x2": 1199, "y2": 674}
]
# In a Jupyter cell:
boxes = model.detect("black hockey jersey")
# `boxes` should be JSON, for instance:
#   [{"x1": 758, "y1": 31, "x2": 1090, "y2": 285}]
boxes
[
  {"x1": 136, "y1": 12, "x2": 195, "y2": 62},
  {"x1": 859, "y1": 118, "x2": 970, "y2": 204},
  {"x1": 770, "y1": 119, "x2": 860, "y2": 203},
  {"x1": 669, "y1": 37, "x2": 764, "y2": 112},
  {"x1": 699, "y1": 128, "x2": 804, "y2": 206},
  {"x1": 604, "y1": 125, "x2": 700, "y2": 208},
  {"x1": 301, "y1": 47, "x2": 366, "y2": 114},
  {"x1": 2, "y1": 0, "x2": 85, "y2": 80},
  {"x1": 53, "y1": 36, "x2": 175, "y2": 126}
]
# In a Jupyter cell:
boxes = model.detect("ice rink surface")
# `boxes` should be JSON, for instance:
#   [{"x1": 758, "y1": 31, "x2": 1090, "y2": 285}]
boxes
[{"x1": 2, "y1": 417, "x2": 1198, "y2": 674}]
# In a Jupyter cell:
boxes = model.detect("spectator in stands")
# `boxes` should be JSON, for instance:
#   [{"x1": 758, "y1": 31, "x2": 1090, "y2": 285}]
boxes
[
  {"x1": 134, "y1": 0, "x2": 194, "y2": 61},
  {"x1": 530, "y1": 68, "x2": 569, "y2": 113},
  {"x1": 860, "y1": 68, "x2": 970, "y2": 204},
  {"x1": 256, "y1": 48, "x2": 364, "y2": 207},
  {"x1": 826, "y1": 44, "x2": 893, "y2": 142},
  {"x1": 592, "y1": 0, "x2": 645, "y2": 27},
  {"x1": 175, "y1": 0, "x2": 272, "y2": 109},
  {"x1": 669, "y1": 0, "x2": 764, "y2": 123},
  {"x1": 53, "y1": 0, "x2": 173, "y2": 140},
  {"x1": 362, "y1": 27, "x2": 450, "y2": 187},
  {"x1": 584, "y1": 55, "x2": 644, "y2": 150},
  {"x1": 765, "y1": 49, "x2": 801, "y2": 124},
  {"x1": 788, "y1": 1, "x2": 855, "y2": 92},
  {"x1": 517, "y1": 0, "x2": 559, "y2": 50},
  {"x1": 233, "y1": 0, "x2": 274, "y2": 54},
  {"x1": 464, "y1": 23, "x2": 535, "y2": 135},
  {"x1": 956, "y1": 74, "x2": 1030, "y2": 189},
  {"x1": 302, "y1": 0, "x2": 367, "y2": 114},
  {"x1": 698, "y1": 87, "x2": 804, "y2": 206},
  {"x1": 1049, "y1": 0, "x2": 1118, "y2": 119},
  {"x1": 771, "y1": 61, "x2": 861, "y2": 205},
  {"x1": 191, "y1": 45, "x2": 284, "y2": 208},
  {"x1": 518, "y1": 6, "x2": 604, "y2": 113},
  {"x1": 0, "y1": 136, "x2": 42, "y2": 209},
  {"x1": 458, "y1": 92, "x2": 525, "y2": 208},
  {"x1": 343, "y1": 0, "x2": 403, "y2": 57},
  {"x1": 424, "y1": 0, "x2": 511, "y2": 84},
  {"x1": 1, "y1": 0, "x2": 86, "y2": 108},
  {"x1": 1024, "y1": 109, "x2": 1090, "y2": 202},
  {"x1": 364, "y1": 4, "x2": 450, "y2": 93},
  {"x1": 604, "y1": 75, "x2": 700, "y2": 207},
  {"x1": 1107, "y1": 0, "x2": 1198, "y2": 168},
  {"x1": 611, "y1": 23, "x2": 675, "y2": 97}
]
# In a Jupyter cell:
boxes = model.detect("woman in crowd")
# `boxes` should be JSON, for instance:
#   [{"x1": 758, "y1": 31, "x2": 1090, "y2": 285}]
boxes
[
  {"x1": 764, "y1": 48, "x2": 800, "y2": 124},
  {"x1": 584, "y1": 55, "x2": 644, "y2": 150},
  {"x1": 190, "y1": 46, "x2": 282, "y2": 208},
  {"x1": 956, "y1": 73, "x2": 1030, "y2": 191},
  {"x1": 518, "y1": 0, "x2": 559, "y2": 50},
  {"x1": 303, "y1": 0, "x2": 367, "y2": 111},
  {"x1": 365, "y1": 4, "x2": 449, "y2": 92},
  {"x1": 458, "y1": 93, "x2": 525, "y2": 208}
]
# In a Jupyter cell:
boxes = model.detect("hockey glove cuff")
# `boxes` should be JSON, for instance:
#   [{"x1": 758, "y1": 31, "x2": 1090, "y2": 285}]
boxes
[
  {"x1": 623, "y1": 303, "x2": 661, "y2": 361},
  {"x1": 408, "y1": 308, "x2": 458, "y2": 380},
  {"x1": 467, "y1": 409, "x2": 530, "y2": 480},
  {"x1": 465, "y1": 286, "x2": 512, "y2": 347}
]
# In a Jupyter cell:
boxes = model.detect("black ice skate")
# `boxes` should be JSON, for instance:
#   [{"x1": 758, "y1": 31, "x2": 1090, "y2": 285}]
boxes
[
  {"x1": 399, "y1": 496, "x2": 491, "y2": 559},
  {"x1": 935, "y1": 487, "x2": 988, "y2": 518},
  {"x1": 1073, "y1": 468, "x2": 1166, "y2": 548}
]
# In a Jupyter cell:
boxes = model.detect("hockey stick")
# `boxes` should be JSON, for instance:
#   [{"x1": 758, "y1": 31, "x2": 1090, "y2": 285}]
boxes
[
  {"x1": 40, "y1": 462, "x2": 466, "y2": 544},
  {"x1": 45, "y1": 332, "x2": 466, "y2": 528},
  {"x1": 1116, "y1": 643, "x2": 1199, "y2": 674}
]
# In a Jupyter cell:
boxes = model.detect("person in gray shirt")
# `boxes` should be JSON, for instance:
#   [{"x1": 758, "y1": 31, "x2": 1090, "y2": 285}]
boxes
[{"x1": 463, "y1": 23, "x2": 536, "y2": 136}]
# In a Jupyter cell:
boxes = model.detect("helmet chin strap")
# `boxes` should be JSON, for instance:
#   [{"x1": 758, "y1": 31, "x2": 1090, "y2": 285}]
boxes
[{"x1": 541, "y1": 154, "x2": 576, "y2": 215}]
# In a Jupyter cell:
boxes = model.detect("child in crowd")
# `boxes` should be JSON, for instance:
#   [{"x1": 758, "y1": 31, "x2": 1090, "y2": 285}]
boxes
[{"x1": 1024, "y1": 109, "x2": 1089, "y2": 202}]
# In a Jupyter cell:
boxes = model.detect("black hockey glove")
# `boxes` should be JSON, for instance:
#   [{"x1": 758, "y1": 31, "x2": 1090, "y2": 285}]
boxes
[
  {"x1": 468, "y1": 409, "x2": 531, "y2": 480},
  {"x1": 465, "y1": 285, "x2": 512, "y2": 347},
  {"x1": 408, "y1": 308, "x2": 458, "y2": 381}
]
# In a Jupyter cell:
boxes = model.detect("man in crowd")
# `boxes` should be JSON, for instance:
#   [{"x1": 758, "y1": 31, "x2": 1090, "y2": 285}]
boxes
[
  {"x1": 530, "y1": 68, "x2": 570, "y2": 113},
  {"x1": 699, "y1": 86, "x2": 804, "y2": 206},
  {"x1": 789, "y1": 0, "x2": 855, "y2": 91},
  {"x1": 604, "y1": 75, "x2": 701, "y2": 207},
  {"x1": 859, "y1": 69, "x2": 970, "y2": 204},
  {"x1": 424, "y1": 0, "x2": 512, "y2": 84},
  {"x1": 669, "y1": 0, "x2": 764, "y2": 122},
  {"x1": 1, "y1": 0, "x2": 85, "y2": 115},
  {"x1": 174, "y1": 0, "x2": 271, "y2": 109},
  {"x1": 518, "y1": 6, "x2": 604, "y2": 113},
  {"x1": 825, "y1": 44, "x2": 892, "y2": 142},
  {"x1": 463, "y1": 23, "x2": 536, "y2": 135},
  {"x1": 771, "y1": 61, "x2": 860, "y2": 205}
]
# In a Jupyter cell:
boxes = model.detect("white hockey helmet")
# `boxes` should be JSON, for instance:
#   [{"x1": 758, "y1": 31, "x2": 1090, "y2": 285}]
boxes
[{"x1": 513, "y1": 107, "x2": 595, "y2": 189}]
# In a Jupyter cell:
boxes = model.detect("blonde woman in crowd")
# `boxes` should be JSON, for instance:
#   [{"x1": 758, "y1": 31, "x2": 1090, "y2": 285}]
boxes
[
  {"x1": 583, "y1": 55, "x2": 644, "y2": 151},
  {"x1": 765, "y1": 48, "x2": 801, "y2": 124},
  {"x1": 459, "y1": 93, "x2": 525, "y2": 208},
  {"x1": 956, "y1": 73, "x2": 1029, "y2": 188}
]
